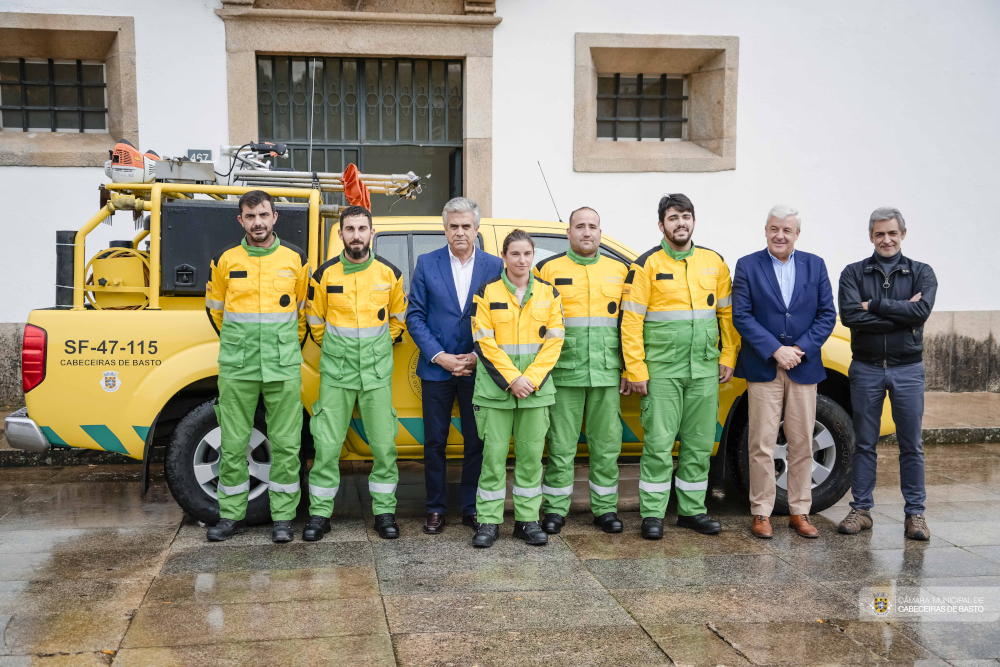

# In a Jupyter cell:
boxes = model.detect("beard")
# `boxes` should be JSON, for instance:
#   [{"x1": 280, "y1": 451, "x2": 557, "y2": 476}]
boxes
[
  {"x1": 345, "y1": 242, "x2": 370, "y2": 261},
  {"x1": 665, "y1": 227, "x2": 691, "y2": 246}
]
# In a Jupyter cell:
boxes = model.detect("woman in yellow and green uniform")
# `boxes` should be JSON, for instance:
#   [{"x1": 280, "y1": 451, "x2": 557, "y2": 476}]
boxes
[{"x1": 470, "y1": 230, "x2": 564, "y2": 548}]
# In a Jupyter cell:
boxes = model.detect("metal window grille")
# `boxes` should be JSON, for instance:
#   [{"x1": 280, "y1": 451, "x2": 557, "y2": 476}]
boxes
[
  {"x1": 0, "y1": 58, "x2": 108, "y2": 132},
  {"x1": 597, "y1": 73, "x2": 687, "y2": 141}
]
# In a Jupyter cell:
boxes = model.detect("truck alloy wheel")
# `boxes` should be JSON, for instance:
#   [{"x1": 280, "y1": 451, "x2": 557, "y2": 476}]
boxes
[
  {"x1": 728, "y1": 394, "x2": 854, "y2": 515},
  {"x1": 164, "y1": 399, "x2": 274, "y2": 525}
]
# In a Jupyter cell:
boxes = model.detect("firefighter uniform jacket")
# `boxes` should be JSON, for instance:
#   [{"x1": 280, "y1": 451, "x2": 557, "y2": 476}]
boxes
[
  {"x1": 308, "y1": 252, "x2": 407, "y2": 391},
  {"x1": 620, "y1": 240, "x2": 739, "y2": 382},
  {"x1": 206, "y1": 236, "x2": 310, "y2": 383},
  {"x1": 471, "y1": 270, "x2": 565, "y2": 409},
  {"x1": 534, "y1": 249, "x2": 628, "y2": 387}
]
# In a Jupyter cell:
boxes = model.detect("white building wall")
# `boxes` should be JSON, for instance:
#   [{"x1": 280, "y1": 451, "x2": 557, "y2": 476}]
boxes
[
  {"x1": 0, "y1": 0, "x2": 228, "y2": 323},
  {"x1": 491, "y1": 0, "x2": 1000, "y2": 312},
  {"x1": 1, "y1": 0, "x2": 997, "y2": 322}
]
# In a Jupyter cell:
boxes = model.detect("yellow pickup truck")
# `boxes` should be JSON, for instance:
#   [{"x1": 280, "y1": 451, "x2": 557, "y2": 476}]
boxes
[{"x1": 6, "y1": 182, "x2": 891, "y2": 524}]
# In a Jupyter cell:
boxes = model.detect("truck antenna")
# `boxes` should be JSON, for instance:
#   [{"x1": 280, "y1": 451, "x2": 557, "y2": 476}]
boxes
[{"x1": 537, "y1": 161, "x2": 562, "y2": 222}]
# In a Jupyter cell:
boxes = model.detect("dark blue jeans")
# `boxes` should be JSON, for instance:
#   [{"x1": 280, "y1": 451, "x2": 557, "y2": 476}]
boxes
[
  {"x1": 848, "y1": 360, "x2": 926, "y2": 515},
  {"x1": 422, "y1": 375, "x2": 484, "y2": 515}
]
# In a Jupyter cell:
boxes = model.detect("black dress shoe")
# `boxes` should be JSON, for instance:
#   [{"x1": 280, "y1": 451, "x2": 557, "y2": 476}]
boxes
[
  {"x1": 462, "y1": 512, "x2": 479, "y2": 530},
  {"x1": 423, "y1": 512, "x2": 445, "y2": 534},
  {"x1": 641, "y1": 517, "x2": 663, "y2": 540},
  {"x1": 541, "y1": 513, "x2": 565, "y2": 535},
  {"x1": 302, "y1": 515, "x2": 332, "y2": 542},
  {"x1": 272, "y1": 520, "x2": 294, "y2": 543},
  {"x1": 207, "y1": 518, "x2": 247, "y2": 542},
  {"x1": 374, "y1": 513, "x2": 400, "y2": 539},
  {"x1": 472, "y1": 523, "x2": 500, "y2": 548},
  {"x1": 513, "y1": 521, "x2": 549, "y2": 546},
  {"x1": 594, "y1": 512, "x2": 624, "y2": 533},
  {"x1": 677, "y1": 513, "x2": 722, "y2": 535}
]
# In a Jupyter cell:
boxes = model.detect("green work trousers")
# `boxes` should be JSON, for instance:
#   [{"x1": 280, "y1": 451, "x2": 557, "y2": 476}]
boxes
[
  {"x1": 308, "y1": 383, "x2": 399, "y2": 516},
  {"x1": 542, "y1": 385, "x2": 622, "y2": 517},
  {"x1": 216, "y1": 377, "x2": 302, "y2": 521},
  {"x1": 639, "y1": 376, "x2": 718, "y2": 518},
  {"x1": 474, "y1": 405, "x2": 549, "y2": 525}
]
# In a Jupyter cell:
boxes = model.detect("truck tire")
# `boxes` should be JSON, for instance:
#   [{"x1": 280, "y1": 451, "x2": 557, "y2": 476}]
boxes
[
  {"x1": 164, "y1": 400, "x2": 273, "y2": 525},
  {"x1": 726, "y1": 394, "x2": 854, "y2": 515}
]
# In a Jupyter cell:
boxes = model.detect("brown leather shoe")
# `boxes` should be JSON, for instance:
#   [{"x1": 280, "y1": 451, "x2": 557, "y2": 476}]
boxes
[
  {"x1": 750, "y1": 515, "x2": 773, "y2": 539},
  {"x1": 423, "y1": 512, "x2": 445, "y2": 534},
  {"x1": 789, "y1": 514, "x2": 819, "y2": 538},
  {"x1": 904, "y1": 513, "x2": 930, "y2": 541}
]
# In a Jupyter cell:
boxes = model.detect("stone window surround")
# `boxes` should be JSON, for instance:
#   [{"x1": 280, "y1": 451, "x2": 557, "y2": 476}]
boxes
[
  {"x1": 574, "y1": 32, "x2": 738, "y2": 173},
  {"x1": 0, "y1": 12, "x2": 137, "y2": 168},
  {"x1": 217, "y1": 2, "x2": 501, "y2": 216}
]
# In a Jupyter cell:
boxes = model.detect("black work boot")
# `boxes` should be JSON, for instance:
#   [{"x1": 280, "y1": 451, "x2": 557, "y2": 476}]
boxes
[
  {"x1": 513, "y1": 521, "x2": 549, "y2": 546},
  {"x1": 272, "y1": 520, "x2": 294, "y2": 543},
  {"x1": 207, "y1": 518, "x2": 247, "y2": 542},
  {"x1": 677, "y1": 513, "x2": 722, "y2": 535},
  {"x1": 541, "y1": 513, "x2": 566, "y2": 535},
  {"x1": 641, "y1": 517, "x2": 664, "y2": 540},
  {"x1": 302, "y1": 515, "x2": 332, "y2": 542},
  {"x1": 472, "y1": 523, "x2": 500, "y2": 548},
  {"x1": 374, "y1": 513, "x2": 400, "y2": 539},
  {"x1": 594, "y1": 512, "x2": 624, "y2": 533}
]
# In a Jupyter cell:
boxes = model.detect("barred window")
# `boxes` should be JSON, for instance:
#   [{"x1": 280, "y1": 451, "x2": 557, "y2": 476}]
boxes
[
  {"x1": 0, "y1": 58, "x2": 108, "y2": 133},
  {"x1": 597, "y1": 74, "x2": 686, "y2": 141}
]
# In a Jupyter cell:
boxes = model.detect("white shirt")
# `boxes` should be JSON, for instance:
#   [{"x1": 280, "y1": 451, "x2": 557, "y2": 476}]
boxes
[
  {"x1": 431, "y1": 245, "x2": 477, "y2": 364},
  {"x1": 449, "y1": 245, "x2": 476, "y2": 310}
]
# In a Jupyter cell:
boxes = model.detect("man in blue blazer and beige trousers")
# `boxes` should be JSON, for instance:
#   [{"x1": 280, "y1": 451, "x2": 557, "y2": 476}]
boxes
[
  {"x1": 406, "y1": 197, "x2": 504, "y2": 534},
  {"x1": 732, "y1": 205, "x2": 836, "y2": 539}
]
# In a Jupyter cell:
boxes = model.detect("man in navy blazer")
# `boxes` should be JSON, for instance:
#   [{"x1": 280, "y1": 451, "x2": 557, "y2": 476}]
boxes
[
  {"x1": 732, "y1": 205, "x2": 836, "y2": 539},
  {"x1": 406, "y1": 197, "x2": 504, "y2": 534}
]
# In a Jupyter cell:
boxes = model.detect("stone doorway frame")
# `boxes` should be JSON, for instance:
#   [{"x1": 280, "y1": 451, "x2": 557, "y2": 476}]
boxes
[{"x1": 217, "y1": 2, "x2": 500, "y2": 215}]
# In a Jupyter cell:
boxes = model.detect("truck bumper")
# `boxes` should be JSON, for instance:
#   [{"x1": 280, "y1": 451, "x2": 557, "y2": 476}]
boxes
[{"x1": 4, "y1": 408, "x2": 52, "y2": 455}]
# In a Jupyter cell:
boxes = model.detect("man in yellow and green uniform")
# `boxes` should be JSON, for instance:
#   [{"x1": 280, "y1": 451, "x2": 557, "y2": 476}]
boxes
[
  {"x1": 305, "y1": 205, "x2": 408, "y2": 541},
  {"x1": 620, "y1": 193, "x2": 740, "y2": 539},
  {"x1": 205, "y1": 189, "x2": 310, "y2": 543},
  {"x1": 470, "y1": 231, "x2": 564, "y2": 548},
  {"x1": 534, "y1": 207, "x2": 629, "y2": 535}
]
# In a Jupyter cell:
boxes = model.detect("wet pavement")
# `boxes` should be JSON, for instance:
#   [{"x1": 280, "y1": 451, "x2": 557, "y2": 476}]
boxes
[{"x1": 0, "y1": 444, "x2": 998, "y2": 666}]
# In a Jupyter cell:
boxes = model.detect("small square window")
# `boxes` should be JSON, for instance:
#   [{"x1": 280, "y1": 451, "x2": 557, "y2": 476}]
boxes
[
  {"x1": 0, "y1": 58, "x2": 107, "y2": 133},
  {"x1": 596, "y1": 73, "x2": 687, "y2": 142}
]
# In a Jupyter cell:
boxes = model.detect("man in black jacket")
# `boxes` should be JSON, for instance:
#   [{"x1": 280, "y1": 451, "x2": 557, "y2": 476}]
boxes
[{"x1": 837, "y1": 207, "x2": 937, "y2": 541}]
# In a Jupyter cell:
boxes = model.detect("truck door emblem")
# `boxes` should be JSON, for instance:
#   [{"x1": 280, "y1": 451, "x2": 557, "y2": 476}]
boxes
[{"x1": 101, "y1": 371, "x2": 122, "y2": 393}]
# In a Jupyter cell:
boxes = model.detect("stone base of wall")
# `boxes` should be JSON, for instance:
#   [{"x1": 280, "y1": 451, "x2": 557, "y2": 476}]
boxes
[
  {"x1": 924, "y1": 311, "x2": 1000, "y2": 392},
  {"x1": 0, "y1": 323, "x2": 23, "y2": 409}
]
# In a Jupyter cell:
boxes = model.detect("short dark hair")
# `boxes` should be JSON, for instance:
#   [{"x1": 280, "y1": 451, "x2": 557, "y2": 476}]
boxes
[
  {"x1": 502, "y1": 229, "x2": 534, "y2": 255},
  {"x1": 340, "y1": 205, "x2": 372, "y2": 226},
  {"x1": 658, "y1": 193, "x2": 695, "y2": 222},
  {"x1": 238, "y1": 189, "x2": 274, "y2": 214},
  {"x1": 568, "y1": 206, "x2": 600, "y2": 225}
]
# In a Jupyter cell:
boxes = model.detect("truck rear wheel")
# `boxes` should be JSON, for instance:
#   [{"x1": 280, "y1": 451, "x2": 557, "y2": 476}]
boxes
[
  {"x1": 164, "y1": 400, "x2": 273, "y2": 525},
  {"x1": 726, "y1": 394, "x2": 854, "y2": 514}
]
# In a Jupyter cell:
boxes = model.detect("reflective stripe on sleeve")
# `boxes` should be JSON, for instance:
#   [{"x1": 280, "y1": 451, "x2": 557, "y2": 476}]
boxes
[
  {"x1": 545, "y1": 327, "x2": 565, "y2": 340},
  {"x1": 297, "y1": 300, "x2": 309, "y2": 310},
  {"x1": 715, "y1": 295, "x2": 732, "y2": 308},
  {"x1": 499, "y1": 343, "x2": 542, "y2": 355},
  {"x1": 477, "y1": 486, "x2": 506, "y2": 501},
  {"x1": 309, "y1": 483, "x2": 339, "y2": 497},
  {"x1": 512, "y1": 485, "x2": 542, "y2": 498},
  {"x1": 326, "y1": 322, "x2": 389, "y2": 338},
  {"x1": 223, "y1": 311, "x2": 298, "y2": 324},
  {"x1": 620, "y1": 301, "x2": 647, "y2": 315},
  {"x1": 563, "y1": 316, "x2": 618, "y2": 328},
  {"x1": 307, "y1": 315, "x2": 324, "y2": 325},
  {"x1": 674, "y1": 477, "x2": 709, "y2": 492},
  {"x1": 206, "y1": 298, "x2": 224, "y2": 310},
  {"x1": 218, "y1": 480, "x2": 250, "y2": 495},
  {"x1": 390, "y1": 309, "x2": 406, "y2": 320},
  {"x1": 472, "y1": 327, "x2": 495, "y2": 342},
  {"x1": 541, "y1": 484, "x2": 574, "y2": 496},
  {"x1": 644, "y1": 308, "x2": 716, "y2": 322},
  {"x1": 268, "y1": 480, "x2": 300, "y2": 494},
  {"x1": 369, "y1": 481, "x2": 397, "y2": 494},
  {"x1": 589, "y1": 481, "x2": 619, "y2": 496},
  {"x1": 638, "y1": 479, "x2": 671, "y2": 494}
]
